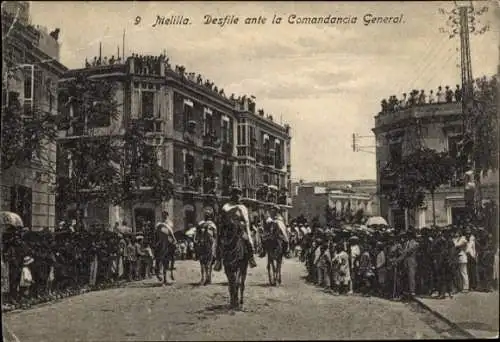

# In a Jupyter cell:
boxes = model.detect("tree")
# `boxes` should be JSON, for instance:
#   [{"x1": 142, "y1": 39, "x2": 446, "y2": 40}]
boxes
[
  {"x1": 56, "y1": 75, "x2": 174, "y2": 227},
  {"x1": 460, "y1": 76, "x2": 498, "y2": 221},
  {"x1": 1, "y1": 86, "x2": 59, "y2": 174},
  {"x1": 380, "y1": 148, "x2": 455, "y2": 227},
  {"x1": 407, "y1": 148, "x2": 455, "y2": 226}
]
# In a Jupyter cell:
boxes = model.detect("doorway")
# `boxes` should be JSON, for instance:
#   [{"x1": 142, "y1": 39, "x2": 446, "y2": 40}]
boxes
[{"x1": 134, "y1": 208, "x2": 155, "y2": 233}]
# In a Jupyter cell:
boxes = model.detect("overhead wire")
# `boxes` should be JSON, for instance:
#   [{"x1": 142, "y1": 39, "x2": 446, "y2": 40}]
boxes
[{"x1": 404, "y1": 34, "x2": 456, "y2": 94}]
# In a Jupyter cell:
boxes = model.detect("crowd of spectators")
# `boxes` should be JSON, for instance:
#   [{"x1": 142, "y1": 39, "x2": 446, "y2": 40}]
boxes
[
  {"x1": 299, "y1": 221, "x2": 499, "y2": 299},
  {"x1": 379, "y1": 85, "x2": 462, "y2": 114}
]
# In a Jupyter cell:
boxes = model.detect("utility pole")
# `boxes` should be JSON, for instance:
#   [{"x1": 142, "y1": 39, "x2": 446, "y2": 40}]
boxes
[{"x1": 439, "y1": 1, "x2": 490, "y2": 222}]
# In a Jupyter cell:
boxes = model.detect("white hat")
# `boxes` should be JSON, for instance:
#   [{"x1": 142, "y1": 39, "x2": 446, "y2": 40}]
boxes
[{"x1": 23, "y1": 256, "x2": 34, "y2": 265}]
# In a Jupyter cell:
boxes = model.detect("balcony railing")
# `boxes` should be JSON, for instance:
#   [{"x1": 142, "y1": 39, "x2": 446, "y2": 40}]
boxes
[
  {"x1": 221, "y1": 141, "x2": 233, "y2": 155},
  {"x1": 202, "y1": 133, "x2": 221, "y2": 150},
  {"x1": 263, "y1": 154, "x2": 274, "y2": 166},
  {"x1": 202, "y1": 176, "x2": 218, "y2": 195},
  {"x1": 183, "y1": 172, "x2": 202, "y2": 191},
  {"x1": 143, "y1": 118, "x2": 163, "y2": 133}
]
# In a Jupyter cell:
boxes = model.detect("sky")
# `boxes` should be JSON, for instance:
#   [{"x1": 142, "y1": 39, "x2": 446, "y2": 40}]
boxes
[{"x1": 29, "y1": 1, "x2": 499, "y2": 182}]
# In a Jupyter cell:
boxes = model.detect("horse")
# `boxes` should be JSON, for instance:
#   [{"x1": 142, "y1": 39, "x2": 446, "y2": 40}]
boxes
[
  {"x1": 219, "y1": 218, "x2": 250, "y2": 309},
  {"x1": 154, "y1": 227, "x2": 176, "y2": 285},
  {"x1": 263, "y1": 222, "x2": 284, "y2": 286},
  {"x1": 196, "y1": 224, "x2": 216, "y2": 285}
]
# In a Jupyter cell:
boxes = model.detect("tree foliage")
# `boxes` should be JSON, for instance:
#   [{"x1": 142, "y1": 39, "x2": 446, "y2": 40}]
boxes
[
  {"x1": 1, "y1": 92, "x2": 58, "y2": 174},
  {"x1": 380, "y1": 147, "x2": 455, "y2": 211},
  {"x1": 468, "y1": 76, "x2": 498, "y2": 174},
  {"x1": 56, "y1": 75, "x2": 174, "y2": 215}
]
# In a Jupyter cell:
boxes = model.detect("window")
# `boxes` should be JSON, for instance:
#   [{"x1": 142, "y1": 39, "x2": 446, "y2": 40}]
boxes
[
  {"x1": 238, "y1": 123, "x2": 247, "y2": 145},
  {"x1": 447, "y1": 135, "x2": 462, "y2": 158},
  {"x1": 204, "y1": 109, "x2": 213, "y2": 135},
  {"x1": 184, "y1": 102, "x2": 193, "y2": 130},
  {"x1": 10, "y1": 185, "x2": 32, "y2": 229},
  {"x1": 275, "y1": 140, "x2": 282, "y2": 168},
  {"x1": 222, "y1": 117, "x2": 230, "y2": 143},
  {"x1": 185, "y1": 154, "x2": 195, "y2": 175},
  {"x1": 23, "y1": 66, "x2": 33, "y2": 99},
  {"x1": 141, "y1": 91, "x2": 154, "y2": 119},
  {"x1": 389, "y1": 142, "x2": 402, "y2": 163}
]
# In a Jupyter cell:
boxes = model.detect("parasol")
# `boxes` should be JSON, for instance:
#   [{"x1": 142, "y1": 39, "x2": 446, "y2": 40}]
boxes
[
  {"x1": 366, "y1": 216, "x2": 388, "y2": 227},
  {"x1": 1, "y1": 211, "x2": 24, "y2": 230}
]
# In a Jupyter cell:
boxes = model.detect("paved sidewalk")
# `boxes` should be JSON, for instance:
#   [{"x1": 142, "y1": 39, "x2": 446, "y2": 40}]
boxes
[{"x1": 415, "y1": 291, "x2": 499, "y2": 338}]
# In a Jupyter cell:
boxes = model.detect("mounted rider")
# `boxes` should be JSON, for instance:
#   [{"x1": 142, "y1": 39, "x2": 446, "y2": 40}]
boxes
[
  {"x1": 259, "y1": 204, "x2": 290, "y2": 258},
  {"x1": 195, "y1": 209, "x2": 217, "y2": 250},
  {"x1": 156, "y1": 211, "x2": 177, "y2": 243},
  {"x1": 214, "y1": 186, "x2": 258, "y2": 271}
]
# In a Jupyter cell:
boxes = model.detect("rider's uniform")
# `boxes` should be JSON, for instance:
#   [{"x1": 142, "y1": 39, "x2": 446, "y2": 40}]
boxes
[
  {"x1": 274, "y1": 214, "x2": 289, "y2": 244},
  {"x1": 156, "y1": 219, "x2": 177, "y2": 244},
  {"x1": 196, "y1": 220, "x2": 217, "y2": 241},
  {"x1": 220, "y1": 202, "x2": 254, "y2": 251}
]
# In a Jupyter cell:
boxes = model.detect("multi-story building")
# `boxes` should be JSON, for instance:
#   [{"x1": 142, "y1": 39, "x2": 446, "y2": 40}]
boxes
[
  {"x1": 234, "y1": 99, "x2": 292, "y2": 223},
  {"x1": 1, "y1": 1, "x2": 67, "y2": 230},
  {"x1": 57, "y1": 53, "x2": 292, "y2": 231},
  {"x1": 290, "y1": 181, "x2": 376, "y2": 225},
  {"x1": 373, "y1": 95, "x2": 469, "y2": 229}
]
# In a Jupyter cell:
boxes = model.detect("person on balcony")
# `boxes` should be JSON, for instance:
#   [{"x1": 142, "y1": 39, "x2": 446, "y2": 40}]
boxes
[
  {"x1": 428, "y1": 90, "x2": 435, "y2": 104},
  {"x1": 399, "y1": 93, "x2": 408, "y2": 109},
  {"x1": 418, "y1": 90, "x2": 426, "y2": 105},
  {"x1": 436, "y1": 86, "x2": 445, "y2": 103},
  {"x1": 454, "y1": 84, "x2": 462, "y2": 102},
  {"x1": 445, "y1": 86, "x2": 454, "y2": 103}
]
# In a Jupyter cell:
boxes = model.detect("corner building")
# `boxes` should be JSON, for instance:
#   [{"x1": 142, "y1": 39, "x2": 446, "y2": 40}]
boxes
[
  {"x1": 373, "y1": 102, "x2": 468, "y2": 229},
  {"x1": 1, "y1": 1, "x2": 67, "y2": 230},
  {"x1": 57, "y1": 54, "x2": 292, "y2": 231}
]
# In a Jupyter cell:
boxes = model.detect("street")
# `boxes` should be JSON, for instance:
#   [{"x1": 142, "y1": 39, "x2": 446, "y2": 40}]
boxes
[{"x1": 3, "y1": 257, "x2": 458, "y2": 341}]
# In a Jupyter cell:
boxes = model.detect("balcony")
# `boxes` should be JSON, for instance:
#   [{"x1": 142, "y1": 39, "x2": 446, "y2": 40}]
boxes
[
  {"x1": 202, "y1": 133, "x2": 221, "y2": 151},
  {"x1": 374, "y1": 102, "x2": 461, "y2": 129},
  {"x1": 202, "y1": 175, "x2": 218, "y2": 195},
  {"x1": 143, "y1": 118, "x2": 163, "y2": 133},
  {"x1": 263, "y1": 154, "x2": 274, "y2": 167},
  {"x1": 221, "y1": 141, "x2": 233, "y2": 155},
  {"x1": 277, "y1": 189, "x2": 289, "y2": 205},
  {"x1": 183, "y1": 172, "x2": 202, "y2": 192}
]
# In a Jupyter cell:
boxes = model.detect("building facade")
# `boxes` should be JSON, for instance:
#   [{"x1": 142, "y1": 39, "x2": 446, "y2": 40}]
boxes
[
  {"x1": 373, "y1": 101, "x2": 469, "y2": 229},
  {"x1": 291, "y1": 183, "x2": 375, "y2": 225},
  {"x1": 1, "y1": 1, "x2": 67, "y2": 230},
  {"x1": 57, "y1": 54, "x2": 292, "y2": 232}
]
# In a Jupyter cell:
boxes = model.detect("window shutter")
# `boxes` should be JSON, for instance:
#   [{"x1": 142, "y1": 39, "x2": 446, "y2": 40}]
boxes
[
  {"x1": 173, "y1": 149, "x2": 184, "y2": 183},
  {"x1": 131, "y1": 88, "x2": 140, "y2": 119},
  {"x1": 173, "y1": 93, "x2": 184, "y2": 132}
]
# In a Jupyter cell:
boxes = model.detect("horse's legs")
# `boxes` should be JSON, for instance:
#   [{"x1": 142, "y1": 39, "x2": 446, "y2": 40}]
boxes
[
  {"x1": 239, "y1": 263, "x2": 248, "y2": 306},
  {"x1": 233, "y1": 269, "x2": 241, "y2": 309},
  {"x1": 170, "y1": 257, "x2": 175, "y2": 281},
  {"x1": 162, "y1": 260, "x2": 168, "y2": 285},
  {"x1": 267, "y1": 256, "x2": 273, "y2": 285},
  {"x1": 226, "y1": 269, "x2": 237, "y2": 308},
  {"x1": 200, "y1": 261, "x2": 205, "y2": 285},
  {"x1": 277, "y1": 256, "x2": 282, "y2": 285}
]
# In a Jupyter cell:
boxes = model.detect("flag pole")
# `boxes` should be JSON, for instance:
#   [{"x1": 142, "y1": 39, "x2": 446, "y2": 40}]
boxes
[
  {"x1": 99, "y1": 42, "x2": 102, "y2": 61},
  {"x1": 122, "y1": 29, "x2": 126, "y2": 59}
]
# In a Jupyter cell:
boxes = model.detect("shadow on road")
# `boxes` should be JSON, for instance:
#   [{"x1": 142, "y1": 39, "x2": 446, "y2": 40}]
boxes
[
  {"x1": 251, "y1": 283, "x2": 275, "y2": 288},
  {"x1": 125, "y1": 282, "x2": 164, "y2": 288}
]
